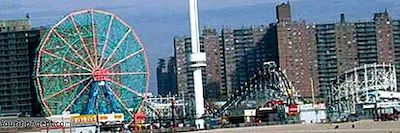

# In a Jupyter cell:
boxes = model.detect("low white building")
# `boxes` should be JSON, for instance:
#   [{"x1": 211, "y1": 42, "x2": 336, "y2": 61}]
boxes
[{"x1": 299, "y1": 104, "x2": 326, "y2": 124}]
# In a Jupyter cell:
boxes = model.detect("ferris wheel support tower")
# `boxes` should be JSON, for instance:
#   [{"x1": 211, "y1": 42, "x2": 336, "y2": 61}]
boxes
[{"x1": 189, "y1": 0, "x2": 206, "y2": 129}]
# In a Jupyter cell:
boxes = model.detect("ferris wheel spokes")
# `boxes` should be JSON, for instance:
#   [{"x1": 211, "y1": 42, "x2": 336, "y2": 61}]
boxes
[
  {"x1": 35, "y1": 9, "x2": 149, "y2": 122},
  {"x1": 53, "y1": 29, "x2": 94, "y2": 69},
  {"x1": 104, "y1": 49, "x2": 143, "y2": 70},
  {"x1": 99, "y1": 15, "x2": 114, "y2": 67},
  {"x1": 41, "y1": 50, "x2": 92, "y2": 72},
  {"x1": 44, "y1": 76, "x2": 92, "y2": 100},
  {"x1": 108, "y1": 79, "x2": 142, "y2": 97},
  {"x1": 63, "y1": 79, "x2": 93, "y2": 113},
  {"x1": 108, "y1": 72, "x2": 147, "y2": 76},
  {"x1": 100, "y1": 29, "x2": 132, "y2": 68},
  {"x1": 69, "y1": 15, "x2": 96, "y2": 67},
  {"x1": 37, "y1": 73, "x2": 92, "y2": 77},
  {"x1": 55, "y1": 30, "x2": 75, "y2": 39},
  {"x1": 106, "y1": 85, "x2": 136, "y2": 118},
  {"x1": 90, "y1": 10, "x2": 99, "y2": 67}
]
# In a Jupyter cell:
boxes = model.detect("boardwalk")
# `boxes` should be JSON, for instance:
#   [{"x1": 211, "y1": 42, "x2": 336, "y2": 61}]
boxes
[{"x1": 193, "y1": 120, "x2": 400, "y2": 133}]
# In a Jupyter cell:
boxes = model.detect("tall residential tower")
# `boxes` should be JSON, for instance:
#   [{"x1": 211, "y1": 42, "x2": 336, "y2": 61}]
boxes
[
  {"x1": 0, "y1": 18, "x2": 42, "y2": 116},
  {"x1": 276, "y1": 2, "x2": 318, "y2": 98},
  {"x1": 156, "y1": 57, "x2": 177, "y2": 96}
]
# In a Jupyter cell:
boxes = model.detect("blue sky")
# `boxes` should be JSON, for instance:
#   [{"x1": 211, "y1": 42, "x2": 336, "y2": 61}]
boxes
[{"x1": 2, "y1": 0, "x2": 400, "y2": 93}]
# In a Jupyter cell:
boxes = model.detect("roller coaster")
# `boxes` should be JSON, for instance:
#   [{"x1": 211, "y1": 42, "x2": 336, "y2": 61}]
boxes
[
  {"x1": 143, "y1": 62, "x2": 300, "y2": 123},
  {"x1": 327, "y1": 63, "x2": 400, "y2": 121},
  {"x1": 144, "y1": 62, "x2": 400, "y2": 125},
  {"x1": 212, "y1": 62, "x2": 298, "y2": 116}
]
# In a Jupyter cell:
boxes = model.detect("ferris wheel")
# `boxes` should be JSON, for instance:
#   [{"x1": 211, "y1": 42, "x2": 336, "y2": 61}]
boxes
[{"x1": 34, "y1": 9, "x2": 149, "y2": 121}]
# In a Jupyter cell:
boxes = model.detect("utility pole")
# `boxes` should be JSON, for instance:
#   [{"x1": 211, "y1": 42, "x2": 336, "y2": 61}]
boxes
[
  {"x1": 171, "y1": 97, "x2": 176, "y2": 128},
  {"x1": 310, "y1": 77, "x2": 315, "y2": 105},
  {"x1": 189, "y1": 0, "x2": 206, "y2": 129},
  {"x1": 310, "y1": 77, "x2": 317, "y2": 123}
]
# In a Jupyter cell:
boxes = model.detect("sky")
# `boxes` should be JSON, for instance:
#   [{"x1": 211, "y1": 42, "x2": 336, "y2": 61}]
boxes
[{"x1": 2, "y1": 0, "x2": 400, "y2": 94}]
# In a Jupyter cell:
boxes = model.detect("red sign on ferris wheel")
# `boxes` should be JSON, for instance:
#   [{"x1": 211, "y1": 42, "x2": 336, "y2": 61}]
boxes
[{"x1": 134, "y1": 111, "x2": 146, "y2": 123}]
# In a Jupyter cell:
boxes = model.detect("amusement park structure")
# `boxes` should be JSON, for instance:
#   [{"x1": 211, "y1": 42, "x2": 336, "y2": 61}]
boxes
[
  {"x1": 144, "y1": 62, "x2": 301, "y2": 121},
  {"x1": 214, "y1": 62, "x2": 298, "y2": 116},
  {"x1": 31, "y1": 1, "x2": 299, "y2": 129},
  {"x1": 328, "y1": 63, "x2": 400, "y2": 121},
  {"x1": 145, "y1": 63, "x2": 400, "y2": 125},
  {"x1": 189, "y1": 0, "x2": 207, "y2": 129},
  {"x1": 29, "y1": 2, "x2": 400, "y2": 132},
  {"x1": 34, "y1": 9, "x2": 150, "y2": 123},
  {"x1": 143, "y1": 95, "x2": 187, "y2": 127}
]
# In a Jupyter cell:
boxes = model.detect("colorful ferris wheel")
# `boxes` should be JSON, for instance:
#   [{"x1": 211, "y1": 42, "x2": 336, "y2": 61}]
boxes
[{"x1": 34, "y1": 9, "x2": 150, "y2": 121}]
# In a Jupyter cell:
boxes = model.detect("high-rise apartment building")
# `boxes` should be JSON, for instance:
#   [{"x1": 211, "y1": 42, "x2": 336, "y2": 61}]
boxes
[
  {"x1": 174, "y1": 28, "x2": 224, "y2": 99},
  {"x1": 374, "y1": 10, "x2": 395, "y2": 64},
  {"x1": 316, "y1": 15, "x2": 359, "y2": 97},
  {"x1": 174, "y1": 26, "x2": 278, "y2": 100},
  {"x1": 220, "y1": 28, "x2": 235, "y2": 98},
  {"x1": 174, "y1": 36, "x2": 189, "y2": 95},
  {"x1": 224, "y1": 25, "x2": 278, "y2": 98},
  {"x1": 276, "y1": 2, "x2": 317, "y2": 98},
  {"x1": 172, "y1": 2, "x2": 400, "y2": 101},
  {"x1": 174, "y1": 36, "x2": 206, "y2": 97},
  {"x1": 315, "y1": 10, "x2": 399, "y2": 97},
  {"x1": 393, "y1": 20, "x2": 400, "y2": 90},
  {"x1": 335, "y1": 16, "x2": 358, "y2": 75},
  {"x1": 0, "y1": 19, "x2": 31, "y2": 32},
  {"x1": 203, "y1": 28, "x2": 223, "y2": 99},
  {"x1": 275, "y1": 2, "x2": 291, "y2": 23},
  {"x1": 0, "y1": 18, "x2": 42, "y2": 116},
  {"x1": 305, "y1": 25, "x2": 319, "y2": 99},
  {"x1": 156, "y1": 57, "x2": 177, "y2": 96},
  {"x1": 276, "y1": 2, "x2": 400, "y2": 98},
  {"x1": 316, "y1": 23, "x2": 337, "y2": 97}
]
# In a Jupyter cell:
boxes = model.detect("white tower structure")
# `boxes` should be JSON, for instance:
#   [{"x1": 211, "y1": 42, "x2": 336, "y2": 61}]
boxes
[{"x1": 189, "y1": 0, "x2": 206, "y2": 129}]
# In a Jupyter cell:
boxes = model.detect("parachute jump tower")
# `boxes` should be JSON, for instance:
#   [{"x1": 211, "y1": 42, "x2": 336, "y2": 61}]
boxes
[{"x1": 189, "y1": 0, "x2": 206, "y2": 129}]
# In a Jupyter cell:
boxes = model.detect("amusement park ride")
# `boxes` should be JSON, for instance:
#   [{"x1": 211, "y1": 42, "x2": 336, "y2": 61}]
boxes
[
  {"x1": 32, "y1": 1, "x2": 303, "y2": 130},
  {"x1": 328, "y1": 63, "x2": 400, "y2": 121},
  {"x1": 33, "y1": 9, "x2": 150, "y2": 130},
  {"x1": 30, "y1": 0, "x2": 400, "y2": 132},
  {"x1": 31, "y1": 0, "x2": 213, "y2": 130}
]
